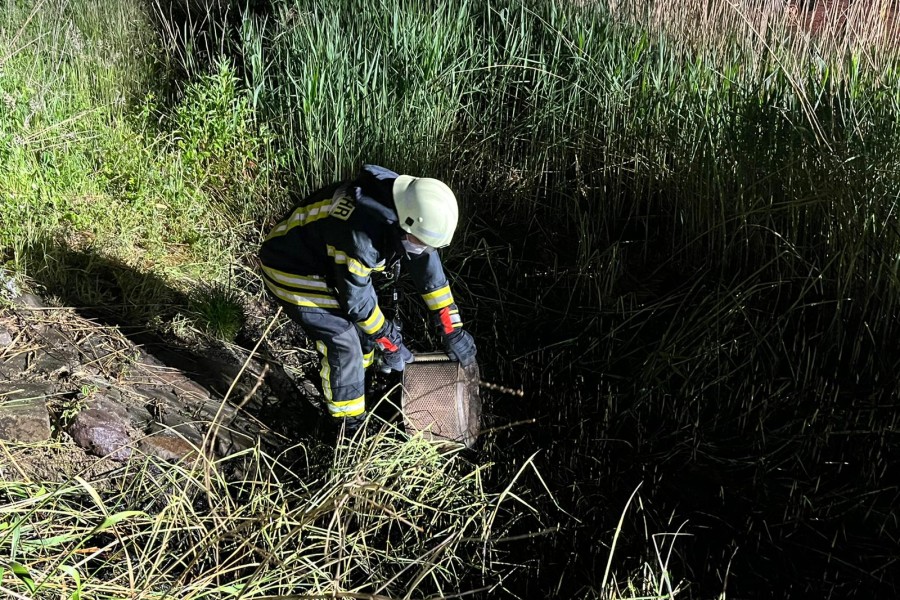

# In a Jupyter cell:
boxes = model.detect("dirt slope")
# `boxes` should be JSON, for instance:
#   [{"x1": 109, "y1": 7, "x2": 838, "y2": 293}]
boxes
[{"x1": 1, "y1": 293, "x2": 320, "y2": 481}]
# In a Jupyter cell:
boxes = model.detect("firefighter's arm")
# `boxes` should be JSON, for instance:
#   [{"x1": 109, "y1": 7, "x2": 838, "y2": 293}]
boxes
[
  {"x1": 329, "y1": 245, "x2": 411, "y2": 369},
  {"x1": 405, "y1": 250, "x2": 477, "y2": 366}
]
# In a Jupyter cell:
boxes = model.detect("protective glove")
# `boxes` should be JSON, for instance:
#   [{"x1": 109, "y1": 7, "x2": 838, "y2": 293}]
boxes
[
  {"x1": 374, "y1": 319, "x2": 412, "y2": 372},
  {"x1": 444, "y1": 329, "x2": 477, "y2": 366},
  {"x1": 430, "y1": 304, "x2": 477, "y2": 366},
  {"x1": 379, "y1": 342, "x2": 413, "y2": 373}
]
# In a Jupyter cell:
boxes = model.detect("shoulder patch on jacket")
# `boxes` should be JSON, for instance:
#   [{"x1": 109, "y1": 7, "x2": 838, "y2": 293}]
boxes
[{"x1": 330, "y1": 195, "x2": 356, "y2": 221}]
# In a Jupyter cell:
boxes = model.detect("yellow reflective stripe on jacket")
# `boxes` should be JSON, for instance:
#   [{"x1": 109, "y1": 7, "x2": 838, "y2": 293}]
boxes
[
  {"x1": 362, "y1": 350, "x2": 374, "y2": 369},
  {"x1": 329, "y1": 395, "x2": 366, "y2": 418},
  {"x1": 265, "y1": 199, "x2": 333, "y2": 241},
  {"x1": 422, "y1": 285, "x2": 454, "y2": 310},
  {"x1": 327, "y1": 245, "x2": 373, "y2": 277},
  {"x1": 358, "y1": 305, "x2": 385, "y2": 335},
  {"x1": 261, "y1": 265, "x2": 330, "y2": 291},
  {"x1": 263, "y1": 276, "x2": 341, "y2": 309}
]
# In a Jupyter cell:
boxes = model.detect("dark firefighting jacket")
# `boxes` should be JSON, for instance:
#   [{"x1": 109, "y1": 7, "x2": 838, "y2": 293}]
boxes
[{"x1": 258, "y1": 165, "x2": 462, "y2": 345}]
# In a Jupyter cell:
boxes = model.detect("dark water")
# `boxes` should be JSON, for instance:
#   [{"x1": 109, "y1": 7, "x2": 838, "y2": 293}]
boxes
[{"x1": 451, "y1": 249, "x2": 900, "y2": 599}]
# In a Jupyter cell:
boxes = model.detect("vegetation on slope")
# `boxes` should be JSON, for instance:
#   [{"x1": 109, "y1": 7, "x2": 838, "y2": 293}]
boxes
[{"x1": 3, "y1": 0, "x2": 900, "y2": 597}]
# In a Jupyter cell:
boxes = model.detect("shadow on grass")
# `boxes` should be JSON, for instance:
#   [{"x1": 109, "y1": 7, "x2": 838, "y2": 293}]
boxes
[{"x1": 18, "y1": 239, "x2": 325, "y2": 442}]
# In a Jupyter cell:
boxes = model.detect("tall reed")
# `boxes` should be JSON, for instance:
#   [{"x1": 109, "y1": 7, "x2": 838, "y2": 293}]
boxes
[
  {"x1": 238, "y1": 1, "x2": 900, "y2": 594},
  {"x1": 242, "y1": 0, "x2": 900, "y2": 344}
]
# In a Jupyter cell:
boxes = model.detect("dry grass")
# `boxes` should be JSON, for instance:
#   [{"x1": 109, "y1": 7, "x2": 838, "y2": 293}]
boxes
[{"x1": 0, "y1": 428, "x2": 537, "y2": 599}]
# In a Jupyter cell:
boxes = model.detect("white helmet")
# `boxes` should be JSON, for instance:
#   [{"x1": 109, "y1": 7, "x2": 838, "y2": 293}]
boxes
[{"x1": 392, "y1": 175, "x2": 459, "y2": 248}]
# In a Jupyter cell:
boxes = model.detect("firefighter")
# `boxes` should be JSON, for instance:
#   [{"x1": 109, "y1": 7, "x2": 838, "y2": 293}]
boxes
[{"x1": 259, "y1": 164, "x2": 477, "y2": 434}]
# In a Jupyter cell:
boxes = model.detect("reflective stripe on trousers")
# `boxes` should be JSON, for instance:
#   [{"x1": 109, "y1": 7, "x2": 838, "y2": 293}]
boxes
[{"x1": 272, "y1": 299, "x2": 376, "y2": 419}]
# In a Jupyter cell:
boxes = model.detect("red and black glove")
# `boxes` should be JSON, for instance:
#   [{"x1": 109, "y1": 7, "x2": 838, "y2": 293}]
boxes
[
  {"x1": 375, "y1": 320, "x2": 414, "y2": 372},
  {"x1": 432, "y1": 304, "x2": 477, "y2": 366}
]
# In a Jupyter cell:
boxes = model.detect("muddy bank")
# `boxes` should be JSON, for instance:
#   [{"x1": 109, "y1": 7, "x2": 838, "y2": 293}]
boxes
[{"x1": 0, "y1": 292, "x2": 316, "y2": 480}]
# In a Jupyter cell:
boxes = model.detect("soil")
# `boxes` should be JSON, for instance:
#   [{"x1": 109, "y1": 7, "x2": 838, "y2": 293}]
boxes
[{"x1": 0, "y1": 291, "x2": 329, "y2": 482}]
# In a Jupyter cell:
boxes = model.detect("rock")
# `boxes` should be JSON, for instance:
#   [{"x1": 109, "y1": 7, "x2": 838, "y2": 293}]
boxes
[
  {"x1": 29, "y1": 326, "x2": 79, "y2": 378},
  {"x1": 132, "y1": 364, "x2": 211, "y2": 402},
  {"x1": 152, "y1": 414, "x2": 204, "y2": 444},
  {"x1": 134, "y1": 385, "x2": 181, "y2": 410},
  {"x1": 85, "y1": 385, "x2": 153, "y2": 429},
  {"x1": 138, "y1": 431, "x2": 201, "y2": 463},
  {"x1": 0, "y1": 383, "x2": 53, "y2": 442},
  {"x1": 67, "y1": 394, "x2": 134, "y2": 461},
  {"x1": 0, "y1": 269, "x2": 19, "y2": 299},
  {"x1": 124, "y1": 405, "x2": 154, "y2": 429},
  {"x1": 90, "y1": 384, "x2": 122, "y2": 403},
  {"x1": 0, "y1": 351, "x2": 29, "y2": 380},
  {"x1": 216, "y1": 426, "x2": 257, "y2": 456},
  {"x1": 2, "y1": 301, "x2": 285, "y2": 469},
  {"x1": 29, "y1": 351, "x2": 76, "y2": 379},
  {"x1": 12, "y1": 293, "x2": 44, "y2": 308},
  {"x1": 134, "y1": 384, "x2": 260, "y2": 458},
  {"x1": 196, "y1": 397, "x2": 239, "y2": 422}
]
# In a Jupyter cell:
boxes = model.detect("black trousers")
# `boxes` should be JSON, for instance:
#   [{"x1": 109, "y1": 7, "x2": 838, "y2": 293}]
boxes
[{"x1": 277, "y1": 301, "x2": 375, "y2": 419}]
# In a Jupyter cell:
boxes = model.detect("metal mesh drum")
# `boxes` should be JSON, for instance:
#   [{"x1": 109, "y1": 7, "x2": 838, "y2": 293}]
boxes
[{"x1": 401, "y1": 353, "x2": 481, "y2": 448}]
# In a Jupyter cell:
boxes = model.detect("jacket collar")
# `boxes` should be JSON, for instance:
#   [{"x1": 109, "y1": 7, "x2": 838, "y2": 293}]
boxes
[{"x1": 354, "y1": 190, "x2": 398, "y2": 224}]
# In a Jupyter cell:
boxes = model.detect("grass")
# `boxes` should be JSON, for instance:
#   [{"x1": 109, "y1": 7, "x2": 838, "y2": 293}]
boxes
[
  {"x1": 240, "y1": 0, "x2": 900, "y2": 313},
  {"x1": 0, "y1": 429, "x2": 531, "y2": 599},
  {"x1": 229, "y1": 0, "x2": 900, "y2": 594},
  {"x1": 188, "y1": 282, "x2": 247, "y2": 342},
  {"x1": 0, "y1": 0, "x2": 278, "y2": 326},
  {"x1": 3, "y1": 0, "x2": 900, "y2": 597}
]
